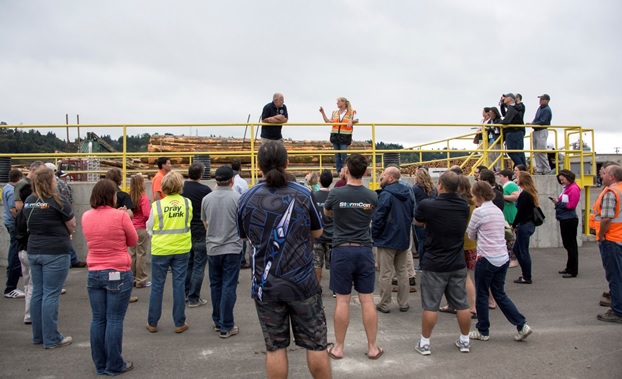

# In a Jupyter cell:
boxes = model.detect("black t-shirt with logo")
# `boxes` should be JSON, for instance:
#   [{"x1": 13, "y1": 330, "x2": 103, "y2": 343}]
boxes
[
  {"x1": 324, "y1": 185, "x2": 378, "y2": 247},
  {"x1": 23, "y1": 194, "x2": 74, "y2": 255}
]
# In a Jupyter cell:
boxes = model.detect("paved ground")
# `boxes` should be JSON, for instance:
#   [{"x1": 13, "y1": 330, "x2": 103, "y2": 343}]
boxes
[{"x1": 1, "y1": 242, "x2": 621, "y2": 379}]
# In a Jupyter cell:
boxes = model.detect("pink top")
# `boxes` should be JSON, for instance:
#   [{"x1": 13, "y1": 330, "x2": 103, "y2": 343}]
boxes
[
  {"x1": 131, "y1": 193, "x2": 150, "y2": 229},
  {"x1": 82, "y1": 206, "x2": 138, "y2": 272}
]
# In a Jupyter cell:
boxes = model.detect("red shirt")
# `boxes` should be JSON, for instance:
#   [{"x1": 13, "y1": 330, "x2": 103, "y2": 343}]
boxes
[
  {"x1": 82, "y1": 206, "x2": 138, "y2": 271},
  {"x1": 131, "y1": 193, "x2": 151, "y2": 229}
]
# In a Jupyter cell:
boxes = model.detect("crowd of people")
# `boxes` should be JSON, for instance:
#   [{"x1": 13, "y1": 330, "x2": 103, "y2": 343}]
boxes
[{"x1": 1, "y1": 91, "x2": 621, "y2": 377}]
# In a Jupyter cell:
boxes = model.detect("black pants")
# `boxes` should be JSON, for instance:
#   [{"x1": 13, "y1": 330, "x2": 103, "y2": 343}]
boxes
[{"x1": 560, "y1": 218, "x2": 579, "y2": 275}]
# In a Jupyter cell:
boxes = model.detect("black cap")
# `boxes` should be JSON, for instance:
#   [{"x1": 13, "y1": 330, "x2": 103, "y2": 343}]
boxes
[
  {"x1": 538, "y1": 94, "x2": 550, "y2": 100},
  {"x1": 215, "y1": 166, "x2": 234, "y2": 181},
  {"x1": 503, "y1": 93, "x2": 516, "y2": 100}
]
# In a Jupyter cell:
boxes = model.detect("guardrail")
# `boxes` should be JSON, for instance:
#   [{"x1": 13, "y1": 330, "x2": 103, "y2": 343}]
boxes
[{"x1": 1, "y1": 122, "x2": 596, "y2": 232}]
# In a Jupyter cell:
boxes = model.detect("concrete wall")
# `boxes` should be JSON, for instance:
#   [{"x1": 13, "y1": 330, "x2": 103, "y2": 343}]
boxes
[{"x1": 0, "y1": 176, "x2": 586, "y2": 263}]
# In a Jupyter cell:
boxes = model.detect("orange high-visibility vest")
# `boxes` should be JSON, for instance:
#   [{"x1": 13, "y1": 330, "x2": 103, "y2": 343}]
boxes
[
  {"x1": 330, "y1": 110, "x2": 356, "y2": 135},
  {"x1": 592, "y1": 182, "x2": 622, "y2": 242}
]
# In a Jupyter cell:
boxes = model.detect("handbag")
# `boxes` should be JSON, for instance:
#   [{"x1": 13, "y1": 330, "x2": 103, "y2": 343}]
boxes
[{"x1": 533, "y1": 206, "x2": 545, "y2": 226}]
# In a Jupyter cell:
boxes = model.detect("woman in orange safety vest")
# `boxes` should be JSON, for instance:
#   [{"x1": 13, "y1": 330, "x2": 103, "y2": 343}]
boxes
[{"x1": 319, "y1": 97, "x2": 359, "y2": 174}]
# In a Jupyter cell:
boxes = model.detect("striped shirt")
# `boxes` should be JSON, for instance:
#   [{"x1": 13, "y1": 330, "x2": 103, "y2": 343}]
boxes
[
  {"x1": 467, "y1": 201, "x2": 509, "y2": 267},
  {"x1": 601, "y1": 192, "x2": 617, "y2": 219}
]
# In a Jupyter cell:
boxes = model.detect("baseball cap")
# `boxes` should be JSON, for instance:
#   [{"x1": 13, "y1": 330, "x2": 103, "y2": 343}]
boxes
[
  {"x1": 44, "y1": 162, "x2": 57, "y2": 171},
  {"x1": 503, "y1": 93, "x2": 516, "y2": 100},
  {"x1": 56, "y1": 170, "x2": 68, "y2": 178},
  {"x1": 538, "y1": 94, "x2": 550, "y2": 100},
  {"x1": 214, "y1": 166, "x2": 234, "y2": 181}
]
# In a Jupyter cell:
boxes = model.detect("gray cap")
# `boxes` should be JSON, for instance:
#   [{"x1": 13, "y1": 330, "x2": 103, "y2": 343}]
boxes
[{"x1": 538, "y1": 94, "x2": 550, "y2": 100}]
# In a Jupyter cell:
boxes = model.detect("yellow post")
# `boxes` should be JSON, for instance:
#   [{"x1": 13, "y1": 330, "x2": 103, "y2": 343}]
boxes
[
  {"x1": 121, "y1": 125, "x2": 128, "y2": 191},
  {"x1": 370, "y1": 124, "x2": 377, "y2": 189}
]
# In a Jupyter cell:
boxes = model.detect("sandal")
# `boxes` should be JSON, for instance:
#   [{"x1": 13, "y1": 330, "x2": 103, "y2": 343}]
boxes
[
  {"x1": 327, "y1": 343, "x2": 342, "y2": 360},
  {"x1": 366, "y1": 347, "x2": 384, "y2": 360}
]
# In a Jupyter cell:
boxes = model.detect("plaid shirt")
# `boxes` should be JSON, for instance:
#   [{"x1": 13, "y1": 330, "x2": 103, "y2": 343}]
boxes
[{"x1": 600, "y1": 192, "x2": 617, "y2": 219}]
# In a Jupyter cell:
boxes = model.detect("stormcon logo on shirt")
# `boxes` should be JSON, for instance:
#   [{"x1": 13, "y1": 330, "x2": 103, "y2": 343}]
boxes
[
  {"x1": 163, "y1": 200, "x2": 184, "y2": 217},
  {"x1": 338, "y1": 201, "x2": 373, "y2": 211}
]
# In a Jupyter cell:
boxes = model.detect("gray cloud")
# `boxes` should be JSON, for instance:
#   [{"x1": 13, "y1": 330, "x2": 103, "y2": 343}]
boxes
[{"x1": 1, "y1": 0, "x2": 620, "y2": 152}]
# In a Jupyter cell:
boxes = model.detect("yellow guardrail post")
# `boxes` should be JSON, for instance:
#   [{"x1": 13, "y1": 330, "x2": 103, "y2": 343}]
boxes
[
  {"x1": 121, "y1": 124, "x2": 128, "y2": 191},
  {"x1": 370, "y1": 123, "x2": 377, "y2": 190}
]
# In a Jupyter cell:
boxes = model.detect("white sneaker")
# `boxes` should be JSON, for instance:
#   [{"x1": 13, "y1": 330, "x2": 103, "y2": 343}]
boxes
[
  {"x1": 415, "y1": 342, "x2": 431, "y2": 356},
  {"x1": 188, "y1": 298, "x2": 208, "y2": 308},
  {"x1": 455, "y1": 339, "x2": 470, "y2": 353},
  {"x1": 515, "y1": 324, "x2": 532, "y2": 341},
  {"x1": 469, "y1": 330, "x2": 490, "y2": 341},
  {"x1": 4, "y1": 289, "x2": 25, "y2": 298},
  {"x1": 46, "y1": 336, "x2": 73, "y2": 349}
]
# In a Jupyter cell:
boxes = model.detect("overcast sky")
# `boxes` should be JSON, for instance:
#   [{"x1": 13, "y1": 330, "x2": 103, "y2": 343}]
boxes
[{"x1": 1, "y1": 0, "x2": 621, "y2": 153}]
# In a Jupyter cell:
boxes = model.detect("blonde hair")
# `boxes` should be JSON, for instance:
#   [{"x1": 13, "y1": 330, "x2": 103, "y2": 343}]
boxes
[
  {"x1": 306, "y1": 172, "x2": 319, "y2": 186},
  {"x1": 337, "y1": 97, "x2": 353, "y2": 113},
  {"x1": 129, "y1": 174, "x2": 146, "y2": 207},
  {"x1": 415, "y1": 168, "x2": 435, "y2": 195},
  {"x1": 517, "y1": 171, "x2": 539, "y2": 206},
  {"x1": 32, "y1": 167, "x2": 62, "y2": 208},
  {"x1": 161, "y1": 171, "x2": 184, "y2": 195}
]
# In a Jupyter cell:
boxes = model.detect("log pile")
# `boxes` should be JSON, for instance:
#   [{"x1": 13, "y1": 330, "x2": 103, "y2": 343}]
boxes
[{"x1": 146, "y1": 135, "x2": 373, "y2": 166}]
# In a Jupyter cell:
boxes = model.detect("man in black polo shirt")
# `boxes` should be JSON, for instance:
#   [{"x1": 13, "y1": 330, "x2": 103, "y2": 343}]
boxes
[
  {"x1": 414, "y1": 170, "x2": 471, "y2": 355},
  {"x1": 260, "y1": 92, "x2": 288, "y2": 143}
]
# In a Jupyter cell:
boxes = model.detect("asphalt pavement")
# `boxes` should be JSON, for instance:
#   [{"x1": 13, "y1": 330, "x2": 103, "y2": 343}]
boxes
[{"x1": 0, "y1": 241, "x2": 620, "y2": 379}]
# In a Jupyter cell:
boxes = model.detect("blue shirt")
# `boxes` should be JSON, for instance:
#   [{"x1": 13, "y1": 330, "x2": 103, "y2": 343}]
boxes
[
  {"x1": 531, "y1": 104, "x2": 552, "y2": 128},
  {"x1": 2, "y1": 183, "x2": 15, "y2": 225}
]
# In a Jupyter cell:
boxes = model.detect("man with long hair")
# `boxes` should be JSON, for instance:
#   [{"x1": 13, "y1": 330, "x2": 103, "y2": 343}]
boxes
[{"x1": 237, "y1": 141, "x2": 330, "y2": 378}]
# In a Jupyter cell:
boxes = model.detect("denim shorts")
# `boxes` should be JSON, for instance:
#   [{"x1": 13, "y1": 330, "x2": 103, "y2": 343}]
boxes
[
  {"x1": 329, "y1": 245, "x2": 375, "y2": 295},
  {"x1": 313, "y1": 243, "x2": 332, "y2": 269},
  {"x1": 420, "y1": 268, "x2": 469, "y2": 311},
  {"x1": 254, "y1": 293, "x2": 328, "y2": 352}
]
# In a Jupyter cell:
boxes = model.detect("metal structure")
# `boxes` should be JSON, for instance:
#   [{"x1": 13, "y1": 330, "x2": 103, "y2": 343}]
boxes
[{"x1": 0, "y1": 121, "x2": 596, "y2": 232}]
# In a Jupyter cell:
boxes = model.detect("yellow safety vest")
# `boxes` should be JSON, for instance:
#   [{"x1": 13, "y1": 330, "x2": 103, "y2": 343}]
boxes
[{"x1": 151, "y1": 194, "x2": 192, "y2": 255}]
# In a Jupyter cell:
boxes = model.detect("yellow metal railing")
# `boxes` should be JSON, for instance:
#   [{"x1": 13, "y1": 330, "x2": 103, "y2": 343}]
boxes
[{"x1": 1, "y1": 122, "x2": 596, "y2": 231}]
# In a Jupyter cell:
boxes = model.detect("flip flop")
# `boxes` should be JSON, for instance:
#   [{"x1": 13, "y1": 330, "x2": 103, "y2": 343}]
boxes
[
  {"x1": 366, "y1": 347, "x2": 384, "y2": 360},
  {"x1": 439, "y1": 305, "x2": 457, "y2": 314},
  {"x1": 489, "y1": 305, "x2": 497, "y2": 310},
  {"x1": 327, "y1": 344, "x2": 342, "y2": 360}
]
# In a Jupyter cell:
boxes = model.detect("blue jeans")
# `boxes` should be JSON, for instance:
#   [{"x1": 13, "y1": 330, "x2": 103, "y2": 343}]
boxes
[
  {"x1": 333, "y1": 143, "x2": 348, "y2": 174},
  {"x1": 414, "y1": 225, "x2": 426, "y2": 268},
  {"x1": 28, "y1": 253, "x2": 70, "y2": 348},
  {"x1": 513, "y1": 222, "x2": 535, "y2": 280},
  {"x1": 3, "y1": 222, "x2": 21, "y2": 294},
  {"x1": 87, "y1": 270, "x2": 133, "y2": 375},
  {"x1": 239, "y1": 241, "x2": 247, "y2": 265},
  {"x1": 148, "y1": 253, "x2": 189, "y2": 327},
  {"x1": 474, "y1": 258, "x2": 526, "y2": 335},
  {"x1": 599, "y1": 240, "x2": 622, "y2": 316},
  {"x1": 69, "y1": 245, "x2": 80, "y2": 266},
  {"x1": 207, "y1": 254, "x2": 241, "y2": 331},
  {"x1": 505, "y1": 130, "x2": 526, "y2": 168},
  {"x1": 185, "y1": 236, "x2": 208, "y2": 304}
]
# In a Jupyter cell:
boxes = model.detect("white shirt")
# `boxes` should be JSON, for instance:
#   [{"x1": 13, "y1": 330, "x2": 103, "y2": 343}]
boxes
[{"x1": 233, "y1": 173, "x2": 248, "y2": 195}]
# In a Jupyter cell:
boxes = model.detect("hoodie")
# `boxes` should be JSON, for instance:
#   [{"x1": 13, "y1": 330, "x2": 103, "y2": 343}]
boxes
[{"x1": 372, "y1": 182, "x2": 414, "y2": 250}]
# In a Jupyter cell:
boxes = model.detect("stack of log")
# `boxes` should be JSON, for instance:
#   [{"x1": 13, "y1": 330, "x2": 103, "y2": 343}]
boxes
[{"x1": 146, "y1": 135, "x2": 372, "y2": 169}]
